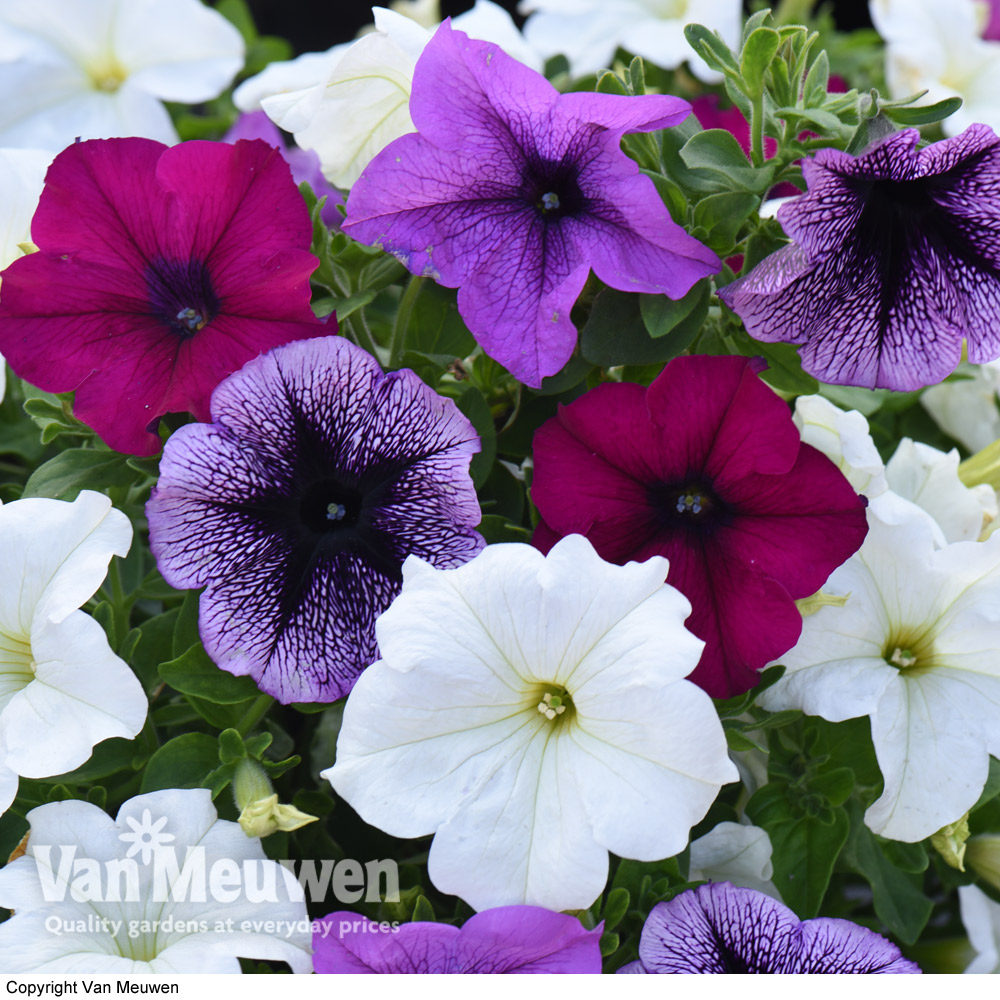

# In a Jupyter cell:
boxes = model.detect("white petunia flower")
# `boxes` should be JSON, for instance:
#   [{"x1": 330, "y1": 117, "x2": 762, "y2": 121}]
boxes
[
  {"x1": 689, "y1": 822, "x2": 777, "y2": 898},
  {"x1": 922, "y1": 362, "x2": 1000, "y2": 454},
  {"x1": 519, "y1": 0, "x2": 742, "y2": 81},
  {"x1": 960, "y1": 884, "x2": 1000, "y2": 973},
  {"x1": 257, "y1": 3, "x2": 542, "y2": 190},
  {"x1": 0, "y1": 491, "x2": 147, "y2": 814},
  {"x1": 761, "y1": 509, "x2": 1000, "y2": 843},
  {"x1": 0, "y1": 0, "x2": 245, "y2": 150},
  {"x1": 0, "y1": 145, "x2": 50, "y2": 402},
  {"x1": 0, "y1": 788, "x2": 312, "y2": 973},
  {"x1": 794, "y1": 394, "x2": 996, "y2": 544},
  {"x1": 325, "y1": 535, "x2": 737, "y2": 913},
  {"x1": 870, "y1": 0, "x2": 1000, "y2": 137}
]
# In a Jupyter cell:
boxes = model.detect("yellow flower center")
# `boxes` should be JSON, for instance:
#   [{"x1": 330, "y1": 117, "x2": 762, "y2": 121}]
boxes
[
  {"x1": 87, "y1": 56, "x2": 128, "y2": 93},
  {"x1": 534, "y1": 685, "x2": 574, "y2": 725}
]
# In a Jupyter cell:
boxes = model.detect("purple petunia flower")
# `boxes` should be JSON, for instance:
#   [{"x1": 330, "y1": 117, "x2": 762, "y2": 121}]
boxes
[
  {"x1": 719, "y1": 125, "x2": 1000, "y2": 391},
  {"x1": 313, "y1": 907, "x2": 603, "y2": 974},
  {"x1": 530, "y1": 354, "x2": 868, "y2": 698},
  {"x1": 621, "y1": 883, "x2": 920, "y2": 974},
  {"x1": 146, "y1": 336, "x2": 484, "y2": 704},
  {"x1": 0, "y1": 137, "x2": 329, "y2": 456},
  {"x1": 342, "y1": 21, "x2": 720, "y2": 387}
]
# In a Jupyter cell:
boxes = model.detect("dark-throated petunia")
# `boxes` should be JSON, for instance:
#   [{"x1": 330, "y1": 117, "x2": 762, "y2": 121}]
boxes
[
  {"x1": 146, "y1": 336, "x2": 484, "y2": 704},
  {"x1": 530, "y1": 354, "x2": 869, "y2": 698}
]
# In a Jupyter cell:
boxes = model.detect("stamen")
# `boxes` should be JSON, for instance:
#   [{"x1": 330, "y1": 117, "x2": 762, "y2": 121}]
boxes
[
  {"x1": 539, "y1": 192, "x2": 560, "y2": 213},
  {"x1": 326, "y1": 502, "x2": 347, "y2": 522},
  {"x1": 176, "y1": 307, "x2": 206, "y2": 332},
  {"x1": 889, "y1": 647, "x2": 917, "y2": 669},
  {"x1": 676, "y1": 493, "x2": 706, "y2": 514},
  {"x1": 537, "y1": 690, "x2": 567, "y2": 721}
]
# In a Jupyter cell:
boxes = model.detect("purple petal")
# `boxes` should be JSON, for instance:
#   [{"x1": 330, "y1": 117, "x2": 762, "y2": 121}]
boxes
[{"x1": 313, "y1": 913, "x2": 460, "y2": 973}]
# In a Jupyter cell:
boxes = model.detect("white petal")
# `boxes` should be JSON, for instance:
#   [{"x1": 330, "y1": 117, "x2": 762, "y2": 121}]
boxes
[
  {"x1": 521, "y1": 7, "x2": 624, "y2": 75},
  {"x1": 865, "y1": 671, "x2": 994, "y2": 841},
  {"x1": 2, "y1": 611, "x2": 146, "y2": 776},
  {"x1": 793, "y1": 395, "x2": 887, "y2": 497},
  {"x1": 111, "y1": 0, "x2": 244, "y2": 102},
  {"x1": 233, "y1": 46, "x2": 347, "y2": 112},
  {"x1": 427, "y1": 727, "x2": 609, "y2": 911},
  {"x1": 689, "y1": 821, "x2": 776, "y2": 897},
  {"x1": 960, "y1": 885, "x2": 1000, "y2": 974},
  {"x1": 0, "y1": 492, "x2": 131, "y2": 635},
  {"x1": 886, "y1": 439, "x2": 995, "y2": 543},
  {"x1": 0, "y1": 147, "x2": 50, "y2": 269},
  {"x1": 921, "y1": 363, "x2": 1000, "y2": 453}
]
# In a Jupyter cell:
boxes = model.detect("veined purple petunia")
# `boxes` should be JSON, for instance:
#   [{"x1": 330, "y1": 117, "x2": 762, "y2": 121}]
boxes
[
  {"x1": 146, "y1": 336, "x2": 484, "y2": 704},
  {"x1": 719, "y1": 125, "x2": 1000, "y2": 391},
  {"x1": 0, "y1": 137, "x2": 329, "y2": 456},
  {"x1": 313, "y1": 908, "x2": 602, "y2": 974},
  {"x1": 620, "y1": 882, "x2": 920, "y2": 974},
  {"x1": 342, "y1": 21, "x2": 720, "y2": 387},
  {"x1": 530, "y1": 354, "x2": 869, "y2": 698}
]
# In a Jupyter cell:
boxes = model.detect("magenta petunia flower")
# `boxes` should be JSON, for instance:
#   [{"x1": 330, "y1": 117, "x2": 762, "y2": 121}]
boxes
[
  {"x1": 621, "y1": 883, "x2": 920, "y2": 974},
  {"x1": 313, "y1": 908, "x2": 602, "y2": 974},
  {"x1": 719, "y1": 126, "x2": 1000, "y2": 391},
  {"x1": 0, "y1": 137, "x2": 329, "y2": 455},
  {"x1": 342, "y1": 21, "x2": 720, "y2": 387},
  {"x1": 531, "y1": 354, "x2": 868, "y2": 698},
  {"x1": 147, "y1": 336, "x2": 483, "y2": 705}
]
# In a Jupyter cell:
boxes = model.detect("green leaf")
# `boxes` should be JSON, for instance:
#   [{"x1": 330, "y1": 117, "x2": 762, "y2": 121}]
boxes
[
  {"x1": 803, "y1": 50, "x2": 830, "y2": 107},
  {"x1": 640, "y1": 280, "x2": 708, "y2": 339},
  {"x1": 740, "y1": 28, "x2": 781, "y2": 98},
  {"x1": 159, "y1": 643, "x2": 261, "y2": 704},
  {"x1": 215, "y1": 0, "x2": 257, "y2": 42},
  {"x1": 736, "y1": 339, "x2": 819, "y2": 395},
  {"x1": 724, "y1": 726, "x2": 766, "y2": 753},
  {"x1": 140, "y1": 733, "x2": 221, "y2": 793},
  {"x1": 599, "y1": 932, "x2": 620, "y2": 957},
  {"x1": 883, "y1": 97, "x2": 962, "y2": 126},
  {"x1": 42, "y1": 738, "x2": 145, "y2": 784},
  {"x1": 476, "y1": 514, "x2": 531, "y2": 544},
  {"x1": 760, "y1": 808, "x2": 850, "y2": 917},
  {"x1": 692, "y1": 193, "x2": 760, "y2": 253},
  {"x1": 406, "y1": 281, "x2": 476, "y2": 359},
  {"x1": 218, "y1": 729, "x2": 247, "y2": 765},
  {"x1": 842, "y1": 801, "x2": 933, "y2": 944},
  {"x1": 602, "y1": 887, "x2": 630, "y2": 931},
  {"x1": 683, "y1": 24, "x2": 740, "y2": 77},
  {"x1": 680, "y1": 130, "x2": 775, "y2": 193},
  {"x1": 595, "y1": 69, "x2": 629, "y2": 96},
  {"x1": 581, "y1": 287, "x2": 709, "y2": 366},
  {"x1": 455, "y1": 385, "x2": 496, "y2": 489},
  {"x1": 411, "y1": 895, "x2": 436, "y2": 922},
  {"x1": 809, "y1": 766, "x2": 855, "y2": 808},
  {"x1": 22, "y1": 449, "x2": 140, "y2": 500}
]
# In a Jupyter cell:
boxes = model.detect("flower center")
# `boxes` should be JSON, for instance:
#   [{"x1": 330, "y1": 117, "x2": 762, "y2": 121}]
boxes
[
  {"x1": 648, "y1": 479, "x2": 730, "y2": 533},
  {"x1": 538, "y1": 192, "x2": 560, "y2": 214},
  {"x1": 883, "y1": 628, "x2": 936, "y2": 673},
  {"x1": 534, "y1": 685, "x2": 574, "y2": 725},
  {"x1": 0, "y1": 629, "x2": 36, "y2": 712},
  {"x1": 87, "y1": 56, "x2": 128, "y2": 93},
  {"x1": 146, "y1": 257, "x2": 220, "y2": 339},
  {"x1": 299, "y1": 478, "x2": 363, "y2": 535},
  {"x1": 523, "y1": 157, "x2": 586, "y2": 221}
]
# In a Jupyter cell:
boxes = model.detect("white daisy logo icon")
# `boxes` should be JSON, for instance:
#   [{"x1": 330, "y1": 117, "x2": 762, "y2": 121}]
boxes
[{"x1": 118, "y1": 809, "x2": 175, "y2": 864}]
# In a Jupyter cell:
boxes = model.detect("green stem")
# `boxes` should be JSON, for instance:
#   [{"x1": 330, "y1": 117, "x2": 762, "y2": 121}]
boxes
[
  {"x1": 750, "y1": 92, "x2": 765, "y2": 168},
  {"x1": 109, "y1": 557, "x2": 130, "y2": 648},
  {"x1": 343, "y1": 312, "x2": 379, "y2": 358},
  {"x1": 236, "y1": 695, "x2": 275, "y2": 737},
  {"x1": 389, "y1": 276, "x2": 425, "y2": 370}
]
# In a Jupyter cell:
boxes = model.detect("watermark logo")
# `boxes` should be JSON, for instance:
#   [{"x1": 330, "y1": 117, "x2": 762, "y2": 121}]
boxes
[{"x1": 29, "y1": 812, "x2": 399, "y2": 906}]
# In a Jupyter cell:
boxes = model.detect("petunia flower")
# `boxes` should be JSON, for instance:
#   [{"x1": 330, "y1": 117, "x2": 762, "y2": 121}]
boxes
[
  {"x1": 871, "y1": 0, "x2": 1000, "y2": 137},
  {"x1": 0, "y1": 788, "x2": 311, "y2": 973},
  {"x1": 794, "y1": 394, "x2": 997, "y2": 544},
  {"x1": 325, "y1": 534, "x2": 737, "y2": 913},
  {"x1": 530, "y1": 355, "x2": 869, "y2": 698},
  {"x1": 960, "y1": 884, "x2": 1000, "y2": 973},
  {"x1": 0, "y1": 0, "x2": 244, "y2": 150},
  {"x1": 342, "y1": 22, "x2": 719, "y2": 387},
  {"x1": 619, "y1": 882, "x2": 920, "y2": 973},
  {"x1": 688, "y1": 822, "x2": 776, "y2": 899},
  {"x1": 0, "y1": 491, "x2": 146, "y2": 815},
  {"x1": 0, "y1": 145, "x2": 50, "y2": 404},
  {"x1": 519, "y1": 0, "x2": 742, "y2": 82},
  {"x1": 0, "y1": 136, "x2": 329, "y2": 456},
  {"x1": 760, "y1": 508, "x2": 1000, "y2": 842},
  {"x1": 256, "y1": 4, "x2": 541, "y2": 190},
  {"x1": 146, "y1": 336, "x2": 483, "y2": 705},
  {"x1": 313, "y1": 907, "x2": 602, "y2": 973},
  {"x1": 719, "y1": 126, "x2": 1000, "y2": 391}
]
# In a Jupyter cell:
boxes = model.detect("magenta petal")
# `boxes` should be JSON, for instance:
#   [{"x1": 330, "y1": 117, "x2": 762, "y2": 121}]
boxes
[{"x1": 0, "y1": 137, "x2": 328, "y2": 455}]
